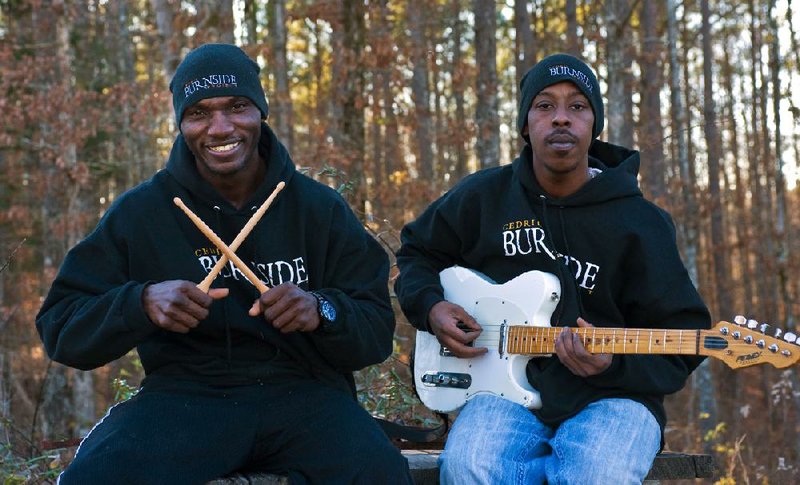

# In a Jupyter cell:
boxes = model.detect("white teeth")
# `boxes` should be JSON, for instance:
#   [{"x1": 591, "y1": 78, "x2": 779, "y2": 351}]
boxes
[{"x1": 208, "y1": 142, "x2": 239, "y2": 152}]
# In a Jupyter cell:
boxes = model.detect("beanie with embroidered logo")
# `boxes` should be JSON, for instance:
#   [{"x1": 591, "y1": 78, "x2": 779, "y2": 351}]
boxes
[
  {"x1": 170, "y1": 43, "x2": 269, "y2": 128},
  {"x1": 517, "y1": 53, "x2": 604, "y2": 142}
]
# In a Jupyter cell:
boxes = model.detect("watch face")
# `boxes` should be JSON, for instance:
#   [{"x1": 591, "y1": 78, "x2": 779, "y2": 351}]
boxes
[{"x1": 320, "y1": 299, "x2": 337, "y2": 322}]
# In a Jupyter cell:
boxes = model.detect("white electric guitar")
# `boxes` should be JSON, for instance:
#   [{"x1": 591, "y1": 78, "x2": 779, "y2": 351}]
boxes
[{"x1": 413, "y1": 266, "x2": 800, "y2": 413}]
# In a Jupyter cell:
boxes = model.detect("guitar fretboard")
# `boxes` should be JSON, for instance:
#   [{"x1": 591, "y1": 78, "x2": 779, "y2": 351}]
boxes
[{"x1": 506, "y1": 326, "x2": 702, "y2": 356}]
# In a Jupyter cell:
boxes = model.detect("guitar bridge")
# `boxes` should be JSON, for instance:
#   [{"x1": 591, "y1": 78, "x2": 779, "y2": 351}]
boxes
[{"x1": 421, "y1": 372, "x2": 472, "y2": 389}]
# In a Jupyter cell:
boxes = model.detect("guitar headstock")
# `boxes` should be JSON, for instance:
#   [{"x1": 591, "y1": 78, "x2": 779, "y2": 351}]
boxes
[{"x1": 704, "y1": 316, "x2": 800, "y2": 369}]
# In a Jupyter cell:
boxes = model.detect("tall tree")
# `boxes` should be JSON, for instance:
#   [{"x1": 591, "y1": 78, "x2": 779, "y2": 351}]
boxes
[
  {"x1": 332, "y1": 0, "x2": 367, "y2": 211},
  {"x1": 150, "y1": 0, "x2": 182, "y2": 80},
  {"x1": 408, "y1": 0, "x2": 435, "y2": 183},
  {"x1": 638, "y1": 0, "x2": 666, "y2": 202},
  {"x1": 195, "y1": 0, "x2": 235, "y2": 44},
  {"x1": 270, "y1": 0, "x2": 295, "y2": 154},
  {"x1": 473, "y1": 0, "x2": 500, "y2": 168},
  {"x1": 768, "y1": 0, "x2": 792, "y2": 326},
  {"x1": 450, "y1": 0, "x2": 469, "y2": 181},
  {"x1": 605, "y1": 0, "x2": 635, "y2": 147},
  {"x1": 514, "y1": 0, "x2": 536, "y2": 85},
  {"x1": 702, "y1": 0, "x2": 738, "y2": 447},
  {"x1": 667, "y1": 0, "x2": 715, "y2": 453},
  {"x1": 565, "y1": 0, "x2": 580, "y2": 56}
]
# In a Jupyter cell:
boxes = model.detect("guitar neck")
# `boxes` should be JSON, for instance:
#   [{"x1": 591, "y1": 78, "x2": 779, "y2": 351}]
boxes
[{"x1": 506, "y1": 326, "x2": 703, "y2": 356}]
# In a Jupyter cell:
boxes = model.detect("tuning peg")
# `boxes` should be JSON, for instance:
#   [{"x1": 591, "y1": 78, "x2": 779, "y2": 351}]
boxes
[
  {"x1": 774, "y1": 327, "x2": 784, "y2": 339},
  {"x1": 733, "y1": 315, "x2": 747, "y2": 326},
  {"x1": 784, "y1": 332, "x2": 797, "y2": 344},
  {"x1": 747, "y1": 319, "x2": 759, "y2": 330},
  {"x1": 759, "y1": 323, "x2": 771, "y2": 334}
]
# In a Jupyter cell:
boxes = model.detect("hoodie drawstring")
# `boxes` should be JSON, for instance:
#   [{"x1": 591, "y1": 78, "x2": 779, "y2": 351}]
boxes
[
  {"x1": 213, "y1": 205, "x2": 233, "y2": 366},
  {"x1": 557, "y1": 208, "x2": 587, "y2": 318},
  {"x1": 538, "y1": 195, "x2": 585, "y2": 324}
]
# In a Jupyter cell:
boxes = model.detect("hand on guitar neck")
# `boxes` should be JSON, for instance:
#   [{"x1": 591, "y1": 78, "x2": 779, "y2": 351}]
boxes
[
  {"x1": 555, "y1": 318, "x2": 612, "y2": 377},
  {"x1": 428, "y1": 301, "x2": 488, "y2": 358}
]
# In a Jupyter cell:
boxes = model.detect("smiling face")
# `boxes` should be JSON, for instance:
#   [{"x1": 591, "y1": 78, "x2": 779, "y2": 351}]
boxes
[
  {"x1": 526, "y1": 81, "x2": 595, "y2": 198},
  {"x1": 180, "y1": 96, "x2": 263, "y2": 183}
]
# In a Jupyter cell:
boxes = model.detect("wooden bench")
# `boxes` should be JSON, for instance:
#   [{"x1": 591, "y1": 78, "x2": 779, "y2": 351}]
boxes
[{"x1": 208, "y1": 450, "x2": 717, "y2": 484}]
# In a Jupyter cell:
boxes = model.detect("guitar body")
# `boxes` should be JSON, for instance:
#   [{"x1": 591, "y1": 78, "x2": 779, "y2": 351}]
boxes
[{"x1": 413, "y1": 266, "x2": 561, "y2": 413}]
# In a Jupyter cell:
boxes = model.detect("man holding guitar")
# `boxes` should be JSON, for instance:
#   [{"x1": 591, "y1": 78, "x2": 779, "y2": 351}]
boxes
[{"x1": 395, "y1": 54, "x2": 712, "y2": 484}]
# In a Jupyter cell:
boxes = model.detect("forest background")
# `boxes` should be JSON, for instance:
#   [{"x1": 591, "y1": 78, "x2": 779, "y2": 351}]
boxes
[{"x1": 2, "y1": 0, "x2": 800, "y2": 483}]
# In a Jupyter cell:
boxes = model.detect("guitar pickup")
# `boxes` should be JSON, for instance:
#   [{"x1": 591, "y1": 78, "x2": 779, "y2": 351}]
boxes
[{"x1": 421, "y1": 372, "x2": 472, "y2": 389}]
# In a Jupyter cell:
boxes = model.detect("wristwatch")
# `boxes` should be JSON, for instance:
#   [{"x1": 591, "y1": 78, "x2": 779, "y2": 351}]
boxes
[{"x1": 310, "y1": 291, "x2": 337, "y2": 333}]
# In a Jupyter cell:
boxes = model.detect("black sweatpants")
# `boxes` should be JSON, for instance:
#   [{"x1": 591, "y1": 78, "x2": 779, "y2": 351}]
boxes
[{"x1": 59, "y1": 377, "x2": 412, "y2": 484}]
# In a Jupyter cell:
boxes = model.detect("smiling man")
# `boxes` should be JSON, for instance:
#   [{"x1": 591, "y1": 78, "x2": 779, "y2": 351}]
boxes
[
  {"x1": 36, "y1": 44, "x2": 411, "y2": 484},
  {"x1": 394, "y1": 54, "x2": 711, "y2": 483}
]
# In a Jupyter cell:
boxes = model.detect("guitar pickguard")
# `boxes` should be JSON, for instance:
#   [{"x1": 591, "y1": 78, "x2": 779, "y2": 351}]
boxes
[{"x1": 413, "y1": 266, "x2": 561, "y2": 413}]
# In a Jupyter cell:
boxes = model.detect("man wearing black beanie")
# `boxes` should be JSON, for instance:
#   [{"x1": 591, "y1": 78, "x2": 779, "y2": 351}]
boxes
[
  {"x1": 37, "y1": 43, "x2": 412, "y2": 484},
  {"x1": 395, "y1": 54, "x2": 710, "y2": 483}
]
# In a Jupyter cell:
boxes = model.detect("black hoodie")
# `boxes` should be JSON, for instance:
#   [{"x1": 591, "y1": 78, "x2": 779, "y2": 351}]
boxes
[
  {"x1": 36, "y1": 124, "x2": 395, "y2": 394},
  {"x1": 395, "y1": 140, "x2": 710, "y2": 433}
]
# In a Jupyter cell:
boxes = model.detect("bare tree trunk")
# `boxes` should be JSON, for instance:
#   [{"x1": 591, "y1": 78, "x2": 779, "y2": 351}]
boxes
[
  {"x1": 270, "y1": 0, "x2": 295, "y2": 154},
  {"x1": 721, "y1": 43, "x2": 753, "y2": 325},
  {"x1": 702, "y1": 0, "x2": 730, "y2": 326},
  {"x1": 768, "y1": 0, "x2": 792, "y2": 327},
  {"x1": 244, "y1": 0, "x2": 259, "y2": 45},
  {"x1": 408, "y1": 0, "x2": 434, "y2": 182},
  {"x1": 150, "y1": 0, "x2": 182, "y2": 80},
  {"x1": 330, "y1": 0, "x2": 366, "y2": 213},
  {"x1": 638, "y1": 0, "x2": 666, "y2": 202},
  {"x1": 702, "y1": 0, "x2": 739, "y2": 451},
  {"x1": 565, "y1": 0, "x2": 580, "y2": 56},
  {"x1": 195, "y1": 0, "x2": 235, "y2": 44},
  {"x1": 473, "y1": 0, "x2": 500, "y2": 168},
  {"x1": 667, "y1": 0, "x2": 714, "y2": 453},
  {"x1": 514, "y1": 0, "x2": 536, "y2": 84},
  {"x1": 451, "y1": 0, "x2": 468, "y2": 181},
  {"x1": 605, "y1": 0, "x2": 635, "y2": 148}
]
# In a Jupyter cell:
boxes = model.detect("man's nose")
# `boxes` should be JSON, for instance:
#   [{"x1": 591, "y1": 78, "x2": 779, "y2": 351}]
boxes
[
  {"x1": 552, "y1": 106, "x2": 571, "y2": 126},
  {"x1": 208, "y1": 111, "x2": 234, "y2": 136}
]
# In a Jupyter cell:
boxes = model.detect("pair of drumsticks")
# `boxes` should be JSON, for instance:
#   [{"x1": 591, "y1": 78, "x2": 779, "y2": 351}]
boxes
[{"x1": 173, "y1": 181, "x2": 286, "y2": 293}]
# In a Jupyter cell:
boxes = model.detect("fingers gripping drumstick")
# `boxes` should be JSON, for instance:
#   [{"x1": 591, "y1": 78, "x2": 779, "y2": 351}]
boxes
[
  {"x1": 195, "y1": 182, "x2": 285, "y2": 292},
  {"x1": 173, "y1": 197, "x2": 269, "y2": 294}
]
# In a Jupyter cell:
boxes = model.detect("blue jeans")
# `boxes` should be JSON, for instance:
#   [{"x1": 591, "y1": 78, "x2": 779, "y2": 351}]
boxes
[{"x1": 440, "y1": 395, "x2": 661, "y2": 485}]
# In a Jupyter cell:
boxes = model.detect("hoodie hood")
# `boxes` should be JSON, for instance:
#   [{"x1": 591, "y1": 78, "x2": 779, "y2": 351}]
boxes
[
  {"x1": 166, "y1": 122, "x2": 295, "y2": 213},
  {"x1": 513, "y1": 139, "x2": 642, "y2": 207}
]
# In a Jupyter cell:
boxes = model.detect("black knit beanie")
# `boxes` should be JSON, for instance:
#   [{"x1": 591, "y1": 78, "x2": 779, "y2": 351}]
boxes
[
  {"x1": 517, "y1": 53, "x2": 604, "y2": 142},
  {"x1": 169, "y1": 43, "x2": 269, "y2": 128}
]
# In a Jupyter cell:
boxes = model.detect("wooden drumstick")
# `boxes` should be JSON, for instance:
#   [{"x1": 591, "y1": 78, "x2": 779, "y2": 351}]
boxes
[
  {"x1": 173, "y1": 197, "x2": 268, "y2": 293},
  {"x1": 196, "y1": 181, "x2": 285, "y2": 292}
]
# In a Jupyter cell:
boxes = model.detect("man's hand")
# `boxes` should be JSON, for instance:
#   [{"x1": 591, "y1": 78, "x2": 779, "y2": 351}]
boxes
[
  {"x1": 427, "y1": 301, "x2": 487, "y2": 358},
  {"x1": 248, "y1": 283, "x2": 320, "y2": 333},
  {"x1": 555, "y1": 317, "x2": 612, "y2": 377},
  {"x1": 143, "y1": 281, "x2": 229, "y2": 333}
]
